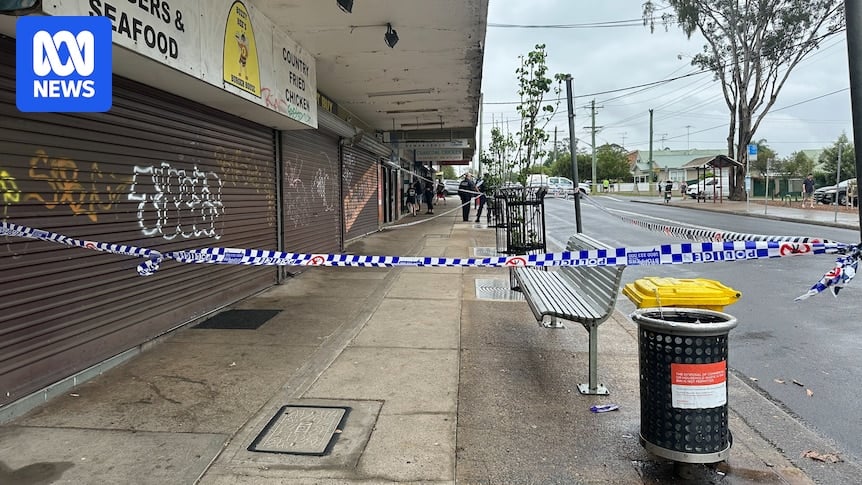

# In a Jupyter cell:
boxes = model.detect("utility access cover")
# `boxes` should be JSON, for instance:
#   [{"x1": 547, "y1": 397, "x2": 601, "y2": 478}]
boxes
[{"x1": 248, "y1": 405, "x2": 350, "y2": 456}]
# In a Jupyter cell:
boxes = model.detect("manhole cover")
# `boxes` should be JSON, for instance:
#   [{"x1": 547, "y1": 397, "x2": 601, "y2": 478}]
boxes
[
  {"x1": 472, "y1": 247, "x2": 500, "y2": 257},
  {"x1": 194, "y1": 309, "x2": 281, "y2": 330},
  {"x1": 248, "y1": 405, "x2": 350, "y2": 456},
  {"x1": 475, "y1": 278, "x2": 525, "y2": 301}
]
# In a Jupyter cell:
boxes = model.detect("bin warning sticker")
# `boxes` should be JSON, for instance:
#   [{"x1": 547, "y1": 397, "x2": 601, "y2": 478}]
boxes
[{"x1": 670, "y1": 361, "x2": 727, "y2": 409}]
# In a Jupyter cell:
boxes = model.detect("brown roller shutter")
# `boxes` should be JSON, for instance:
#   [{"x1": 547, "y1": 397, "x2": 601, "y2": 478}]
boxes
[
  {"x1": 0, "y1": 37, "x2": 277, "y2": 406},
  {"x1": 342, "y1": 146, "x2": 380, "y2": 240},
  {"x1": 280, "y1": 130, "x2": 342, "y2": 254}
]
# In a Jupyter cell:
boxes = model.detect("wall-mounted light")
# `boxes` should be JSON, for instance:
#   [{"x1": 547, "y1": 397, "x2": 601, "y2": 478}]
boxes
[
  {"x1": 384, "y1": 23, "x2": 399, "y2": 48},
  {"x1": 336, "y1": 0, "x2": 353, "y2": 13}
]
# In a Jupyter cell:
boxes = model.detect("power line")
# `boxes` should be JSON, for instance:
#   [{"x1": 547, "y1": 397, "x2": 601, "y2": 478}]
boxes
[
  {"x1": 488, "y1": 19, "x2": 646, "y2": 29},
  {"x1": 483, "y1": 69, "x2": 710, "y2": 106}
]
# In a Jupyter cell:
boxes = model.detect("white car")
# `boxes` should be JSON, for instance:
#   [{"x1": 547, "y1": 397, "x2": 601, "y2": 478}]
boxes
[{"x1": 548, "y1": 176, "x2": 589, "y2": 198}]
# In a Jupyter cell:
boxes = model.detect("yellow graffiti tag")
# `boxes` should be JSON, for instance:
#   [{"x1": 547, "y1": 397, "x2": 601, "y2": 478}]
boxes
[
  {"x1": 0, "y1": 169, "x2": 21, "y2": 218},
  {"x1": 26, "y1": 149, "x2": 131, "y2": 222}
]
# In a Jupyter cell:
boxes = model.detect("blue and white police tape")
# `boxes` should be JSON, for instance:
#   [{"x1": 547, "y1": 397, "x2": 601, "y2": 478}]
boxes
[
  {"x1": 795, "y1": 245, "x2": 861, "y2": 301},
  {"x1": 2, "y1": 221, "x2": 858, "y2": 299},
  {"x1": 580, "y1": 197, "x2": 836, "y2": 244},
  {"x1": 1, "y1": 221, "x2": 163, "y2": 275}
]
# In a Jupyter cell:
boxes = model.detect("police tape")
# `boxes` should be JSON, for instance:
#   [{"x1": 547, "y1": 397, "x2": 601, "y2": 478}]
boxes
[
  {"x1": 1, "y1": 221, "x2": 851, "y2": 277},
  {"x1": 581, "y1": 197, "x2": 835, "y2": 244},
  {"x1": 0, "y1": 221, "x2": 164, "y2": 274},
  {"x1": 579, "y1": 197, "x2": 860, "y2": 299}
]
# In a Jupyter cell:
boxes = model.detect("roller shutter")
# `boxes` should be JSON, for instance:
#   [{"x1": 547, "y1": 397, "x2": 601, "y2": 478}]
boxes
[
  {"x1": 0, "y1": 38, "x2": 277, "y2": 406},
  {"x1": 342, "y1": 146, "x2": 380, "y2": 240},
  {"x1": 280, "y1": 130, "x2": 342, "y2": 255}
]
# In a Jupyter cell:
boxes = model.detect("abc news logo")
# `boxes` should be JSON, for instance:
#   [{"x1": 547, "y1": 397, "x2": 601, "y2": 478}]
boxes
[{"x1": 16, "y1": 16, "x2": 112, "y2": 112}]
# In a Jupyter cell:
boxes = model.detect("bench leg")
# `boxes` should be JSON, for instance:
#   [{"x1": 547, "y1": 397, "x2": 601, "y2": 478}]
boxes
[
  {"x1": 577, "y1": 323, "x2": 609, "y2": 395},
  {"x1": 541, "y1": 316, "x2": 565, "y2": 329}
]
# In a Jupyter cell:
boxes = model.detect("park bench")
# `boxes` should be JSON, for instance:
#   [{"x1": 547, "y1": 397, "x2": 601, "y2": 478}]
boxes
[{"x1": 513, "y1": 233, "x2": 626, "y2": 395}]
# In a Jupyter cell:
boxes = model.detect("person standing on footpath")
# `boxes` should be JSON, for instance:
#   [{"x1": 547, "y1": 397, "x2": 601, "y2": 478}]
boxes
[
  {"x1": 423, "y1": 183, "x2": 435, "y2": 214},
  {"x1": 406, "y1": 181, "x2": 418, "y2": 216},
  {"x1": 802, "y1": 173, "x2": 815, "y2": 208},
  {"x1": 413, "y1": 178, "x2": 424, "y2": 213},
  {"x1": 474, "y1": 176, "x2": 487, "y2": 223},
  {"x1": 458, "y1": 173, "x2": 476, "y2": 222}
]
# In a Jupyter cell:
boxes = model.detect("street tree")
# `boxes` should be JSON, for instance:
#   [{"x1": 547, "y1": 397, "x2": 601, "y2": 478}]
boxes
[
  {"x1": 549, "y1": 151, "x2": 592, "y2": 184},
  {"x1": 596, "y1": 144, "x2": 632, "y2": 181},
  {"x1": 818, "y1": 133, "x2": 856, "y2": 183},
  {"x1": 643, "y1": 0, "x2": 844, "y2": 200},
  {"x1": 441, "y1": 165, "x2": 457, "y2": 180},
  {"x1": 514, "y1": 44, "x2": 564, "y2": 176},
  {"x1": 782, "y1": 151, "x2": 815, "y2": 180}
]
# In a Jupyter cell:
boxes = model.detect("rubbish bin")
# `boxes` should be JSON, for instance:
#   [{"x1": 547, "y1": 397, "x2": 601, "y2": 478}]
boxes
[
  {"x1": 630, "y1": 307, "x2": 738, "y2": 464},
  {"x1": 622, "y1": 277, "x2": 741, "y2": 312}
]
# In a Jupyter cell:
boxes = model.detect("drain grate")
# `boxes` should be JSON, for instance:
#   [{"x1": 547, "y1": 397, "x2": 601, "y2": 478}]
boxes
[
  {"x1": 248, "y1": 405, "x2": 350, "y2": 456},
  {"x1": 475, "y1": 278, "x2": 525, "y2": 301},
  {"x1": 472, "y1": 247, "x2": 500, "y2": 257},
  {"x1": 193, "y1": 309, "x2": 281, "y2": 330}
]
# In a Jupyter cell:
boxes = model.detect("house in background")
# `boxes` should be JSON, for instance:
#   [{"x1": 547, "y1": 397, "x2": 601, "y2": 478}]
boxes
[{"x1": 628, "y1": 149, "x2": 730, "y2": 185}]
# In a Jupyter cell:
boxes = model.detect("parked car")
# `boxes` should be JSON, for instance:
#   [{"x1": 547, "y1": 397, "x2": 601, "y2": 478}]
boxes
[
  {"x1": 547, "y1": 176, "x2": 589, "y2": 198},
  {"x1": 814, "y1": 178, "x2": 856, "y2": 206}
]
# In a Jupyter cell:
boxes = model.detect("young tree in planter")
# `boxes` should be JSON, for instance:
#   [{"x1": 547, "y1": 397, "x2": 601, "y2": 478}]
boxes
[
  {"x1": 514, "y1": 44, "x2": 564, "y2": 179},
  {"x1": 643, "y1": 0, "x2": 844, "y2": 200}
]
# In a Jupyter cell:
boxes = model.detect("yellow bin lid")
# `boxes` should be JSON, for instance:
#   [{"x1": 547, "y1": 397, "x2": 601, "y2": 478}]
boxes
[{"x1": 622, "y1": 277, "x2": 741, "y2": 311}]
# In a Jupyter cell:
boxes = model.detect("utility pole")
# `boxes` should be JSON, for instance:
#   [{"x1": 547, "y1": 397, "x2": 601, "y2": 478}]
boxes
[
  {"x1": 620, "y1": 131, "x2": 627, "y2": 148},
  {"x1": 553, "y1": 126, "x2": 558, "y2": 165},
  {"x1": 649, "y1": 109, "x2": 654, "y2": 194},
  {"x1": 658, "y1": 133, "x2": 669, "y2": 150},
  {"x1": 591, "y1": 99, "x2": 599, "y2": 193}
]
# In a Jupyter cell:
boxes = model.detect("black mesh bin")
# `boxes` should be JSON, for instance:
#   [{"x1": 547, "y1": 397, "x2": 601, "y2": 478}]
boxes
[{"x1": 630, "y1": 308, "x2": 738, "y2": 464}]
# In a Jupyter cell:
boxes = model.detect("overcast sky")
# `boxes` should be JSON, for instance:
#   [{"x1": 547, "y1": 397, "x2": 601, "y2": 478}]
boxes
[{"x1": 479, "y1": 1, "x2": 852, "y2": 161}]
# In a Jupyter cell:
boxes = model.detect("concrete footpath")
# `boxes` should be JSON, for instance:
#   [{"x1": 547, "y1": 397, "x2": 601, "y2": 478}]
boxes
[{"x1": 1, "y1": 197, "x2": 861, "y2": 484}]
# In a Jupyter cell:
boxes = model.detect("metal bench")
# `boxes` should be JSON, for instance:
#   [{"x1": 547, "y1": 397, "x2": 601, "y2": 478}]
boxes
[{"x1": 513, "y1": 233, "x2": 626, "y2": 395}]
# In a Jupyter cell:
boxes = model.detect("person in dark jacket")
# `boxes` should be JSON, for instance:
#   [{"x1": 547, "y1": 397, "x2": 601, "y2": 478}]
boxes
[
  {"x1": 474, "y1": 177, "x2": 487, "y2": 222},
  {"x1": 424, "y1": 183, "x2": 435, "y2": 214},
  {"x1": 457, "y1": 174, "x2": 476, "y2": 222}
]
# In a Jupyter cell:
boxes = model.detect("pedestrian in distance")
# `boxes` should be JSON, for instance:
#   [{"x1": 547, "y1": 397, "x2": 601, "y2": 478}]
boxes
[
  {"x1": 406, "y1": 182, "x2": 418, "y2": 216},
  {"x1": 458, "y1": 173, "x2": 476, "y2": 222},
  {"x1": 424, "y1": 183, "x2": 435, "y2": 214},
  {"x1": 474, "y1": 176, "x2": 487, "y2": 223},
  {"x1": 802, "y1": 173, "x2": 815, "y2": 208},
  {"x1": 436, "y1": 181, "x2": 446, "y2": 205},
  {"x1": 413, "y1": 178, "x2": 423, "y2": 213},
  {"x1": 680, "y1": 180, "x2": 687, "y2": 198}
]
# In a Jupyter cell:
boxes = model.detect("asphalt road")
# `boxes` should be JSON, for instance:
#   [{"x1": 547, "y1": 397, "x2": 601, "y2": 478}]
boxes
[{"x1": 542, "y1": 195, "x2": 862, "y2": 463}]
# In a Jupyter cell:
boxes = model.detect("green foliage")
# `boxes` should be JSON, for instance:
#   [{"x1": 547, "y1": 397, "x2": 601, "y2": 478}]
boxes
[
  {"x1": 514, "y1": 44, "x2": 563, "y2": 174},
  {"x1": 781, "y1": 151, "x2": 815, "y2": 179},
  {"x1": 643, "y1": 0, "x2": 844, "y2": 200},
  {"x1": 596, "y1": 144, "x2": 631, "y2": 181},
  {"x1": 818, "y1": 133, "x2": 856, "y2": 183},
  {"x1": 440, "y1": 165, "x2": 457, "y2": 179}
]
